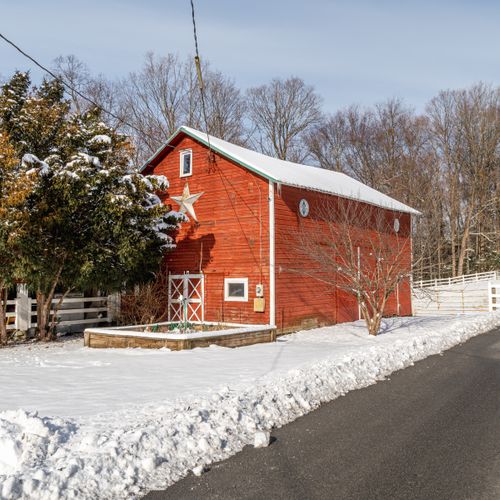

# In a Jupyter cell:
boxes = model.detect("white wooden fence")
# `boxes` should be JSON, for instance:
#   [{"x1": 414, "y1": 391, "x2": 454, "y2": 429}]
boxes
[
  {"x1": 412, "y1": 277, "x2": 500, "y2": 316},
  {"x1": 415, "y1": 271, "x2": 499, "y2": 289},
  {"x1": 2, "y1": 291, "x2": 118, "y2": 334}
]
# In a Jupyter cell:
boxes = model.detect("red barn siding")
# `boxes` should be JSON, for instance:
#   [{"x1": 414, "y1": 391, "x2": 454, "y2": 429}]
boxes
[
  {"x1": 274, "y1": 185, "x2": 338, "y2": 332},
  {"x1": 274, "y1": 184, "x2": 412, "y2": 333},
  {"x1": 150, "y1": 136, "x2": 271, "y2": 325},
  {"x1": 147, "y1": 131, "x2": 414, "y2": 332}
]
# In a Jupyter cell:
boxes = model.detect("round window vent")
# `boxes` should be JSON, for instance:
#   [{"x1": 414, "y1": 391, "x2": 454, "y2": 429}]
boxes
[
  {"x1": 394, "y1": 218, "x2": 400, "y2": 233},
  {"x1": 299, "y1": 199, "x2": 309, "y2": 217}
]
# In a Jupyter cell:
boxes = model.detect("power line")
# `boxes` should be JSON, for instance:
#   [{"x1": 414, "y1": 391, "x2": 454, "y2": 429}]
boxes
[
  {"x1": 0, "y1": 33, "x2": 125, "y2": 128},
  {"x1": 189, "y1": 0, "x2": 213, "y2": 155},
  {"x1": 190, "y1": 0, "x2": 201, "y2": 59},
  {"x1": 0, "y1": 31, "x2": 176, "y2": 151}
]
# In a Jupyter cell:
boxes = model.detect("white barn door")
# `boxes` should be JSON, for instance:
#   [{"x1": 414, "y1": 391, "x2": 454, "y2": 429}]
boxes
[{"x1": 168, "y1": 273, "x2": 205, "y2": 322}]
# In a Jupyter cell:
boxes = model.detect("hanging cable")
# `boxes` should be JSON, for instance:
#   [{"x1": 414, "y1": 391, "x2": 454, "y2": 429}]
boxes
[
  {"x1": 189, "y1": 0, "x2": 213, "y2": 158},
  {"x1": 0, "y1": 31, "x2": 177, "y2": 151}
]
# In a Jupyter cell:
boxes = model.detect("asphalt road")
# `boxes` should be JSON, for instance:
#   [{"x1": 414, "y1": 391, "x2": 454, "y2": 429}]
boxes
[{"x1": 145, "y1": 326, "x2": 500, "y2": 500}]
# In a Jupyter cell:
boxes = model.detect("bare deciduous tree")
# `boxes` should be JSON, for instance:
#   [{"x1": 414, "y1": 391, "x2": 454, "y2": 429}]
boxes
[
  {"x1": 52, "y1": 53, "x2": 498, "y2": 282},
  {"x1": 306, "y1": 101, "x2": 446, "y2": 281},
  {"x1": 85, "y1": 76, "x2": 129, "y2": 131},
  {"x1": 121, "y1": 53, "x2": 247, "y2": 163},
  {"x1": 123, "y1": 53, "x2": 186, "y2": 156},
  {"x1": 53, "y1": 55, "x2": 128, "y2": 131},
  {"x1": 53, "y1": 55, "x2": 90, "y2": 114},
  {"x1": 290, "y1": 200, "x2": 412, "y2": 336},
  {"x1": 203, "y1": 70, "x2": 247, "y2": 144},
  {"x1": 247, "y1": 77, "x2": 322, "y2": 162},
  {"x1": 428, "y1": 83, "x2": 499, "y2": 276}
]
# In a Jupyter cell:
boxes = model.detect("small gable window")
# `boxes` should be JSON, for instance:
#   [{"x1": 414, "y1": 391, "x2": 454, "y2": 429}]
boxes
[
  {"x1": 180, "y1": 150, "x2": 192, "y2": 177},
  {"x1": 224, "y1": 278, "x2": 248, "y2": 302}
]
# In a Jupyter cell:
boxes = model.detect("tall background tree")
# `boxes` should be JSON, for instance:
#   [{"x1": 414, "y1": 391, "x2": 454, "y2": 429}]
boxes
[
  {"x1": 306, "y1": 93, "x2": 499, "y2": 280},
  {"x1": 49, "y1": 52, "x2": 500, "y2": 281},
  {"x1": 427, "y1": 84, "x2": 499, "y2": 276},
  {"x1": 247, "y1": 77, "x2": 322, "y2": 162},
  {"x1": 119, "y1": 53, "x2": 247, "y2": 163}
]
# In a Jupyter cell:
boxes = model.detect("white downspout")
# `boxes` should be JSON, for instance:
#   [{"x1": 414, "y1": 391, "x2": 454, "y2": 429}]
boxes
[
  {"x1": 269, "y1": 180, "x2": 276, "y2": 327},
  {"x1": 357, "y1": 246, "x2": 361, "y2": 320},
  {"x1": 410, "y1": 214, "x2": 414, "y2": 316}
]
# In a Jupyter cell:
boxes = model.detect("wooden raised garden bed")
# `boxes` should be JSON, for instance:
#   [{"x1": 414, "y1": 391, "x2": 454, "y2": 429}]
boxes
[{"x1": 84, "y1": 322, "x2": 276, "y2": 350}]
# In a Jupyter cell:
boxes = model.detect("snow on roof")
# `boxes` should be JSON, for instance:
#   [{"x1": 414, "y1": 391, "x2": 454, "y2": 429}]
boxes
[{"x1": 144, "y1": 126, "x2": 421, "y2": 216}]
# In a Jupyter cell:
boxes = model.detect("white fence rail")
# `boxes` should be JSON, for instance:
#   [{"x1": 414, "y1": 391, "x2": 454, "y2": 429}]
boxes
[
  {"x1": 28, "y1": 296, "x2": 112, "y2": 329},
  {"x1": 415, "y1": 271, "x2": 499, "y2": 289},
  {"x1": 2, "y1": 290, "x2": 117, "y2": 334}
]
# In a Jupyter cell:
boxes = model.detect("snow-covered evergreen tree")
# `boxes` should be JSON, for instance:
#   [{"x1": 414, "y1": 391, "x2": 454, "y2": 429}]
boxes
[
  {"x1": 0, "y1": 71, "x2": 30, "y2": 142},
  {"x1": 0, "y1": 72, "x2": 182, "y2": 340},
  {"x1": 0, "y1": 72, "x2": 68, "y2": 159}
]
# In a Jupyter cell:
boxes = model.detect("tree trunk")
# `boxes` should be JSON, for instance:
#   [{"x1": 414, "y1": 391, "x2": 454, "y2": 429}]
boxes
[
  {"x1": 36, "y1": 264, "x2": 65, "y2": 341},
  {"x1": 457, "y1": 204, "x2": 474, "y2": 277},
  {"x1": 365, "y1": 311, "x2": 382, "y2": 336},
  {"x1": 450, "y1": 213, "x2": 457, "y2": 277},
  {"x1": 36, "y1": 291, "x2": 52, "y2": 341},
  {"x1": 36, "y1": 291, "x2": 58, "y2": 341},
  {"x1": 360, "y1": 294, "x2": 388, "y2": 336},
  {"x1": 360, "y1": 302, "x2": 381, "y2": 336}
]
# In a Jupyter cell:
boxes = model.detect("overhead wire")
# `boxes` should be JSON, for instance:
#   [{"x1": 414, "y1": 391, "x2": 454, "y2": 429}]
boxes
[
  {"x1": 1, "y1": 4, "x2": 217, "y2": 161},
  {"x1": 189, "y1": 0, "x2": 213, "y2": 157},
  {"x1": 2, "y1": 11, "x2": 266, "y2": 275},
  {"x1": 0, "y1": 31, "x2": 177, "y2": 151}
]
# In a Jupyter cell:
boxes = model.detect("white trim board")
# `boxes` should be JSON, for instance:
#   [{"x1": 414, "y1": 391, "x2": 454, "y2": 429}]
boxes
[{"x1": 269, "y1": 180, "x2": 276, "y2": 327}]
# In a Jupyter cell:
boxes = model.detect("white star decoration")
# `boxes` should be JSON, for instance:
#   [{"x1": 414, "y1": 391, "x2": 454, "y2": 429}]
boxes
[{"x1": 171, "y1": 183, "x2": 204, "y2": 222}]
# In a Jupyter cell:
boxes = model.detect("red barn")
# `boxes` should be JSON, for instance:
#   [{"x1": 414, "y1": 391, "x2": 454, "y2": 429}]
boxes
[{"x1": 142, "y1": 126, "x2": 419, "y2": 333}]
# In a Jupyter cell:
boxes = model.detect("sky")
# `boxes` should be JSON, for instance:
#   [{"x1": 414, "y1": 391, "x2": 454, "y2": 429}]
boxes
[{"x1": 0, "y1": 0, "x2": 498, "y2": 114}]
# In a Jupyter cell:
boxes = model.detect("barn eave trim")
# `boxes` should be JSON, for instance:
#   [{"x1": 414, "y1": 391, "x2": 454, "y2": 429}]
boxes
[{"x1": 141, "y1": 126, "x2": 421, "y2": 216}]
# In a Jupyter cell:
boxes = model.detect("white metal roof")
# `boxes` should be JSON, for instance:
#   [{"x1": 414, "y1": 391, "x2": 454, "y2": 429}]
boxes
[{"x1": 144, "y1": 126, "x2": 420, "y2": 216}]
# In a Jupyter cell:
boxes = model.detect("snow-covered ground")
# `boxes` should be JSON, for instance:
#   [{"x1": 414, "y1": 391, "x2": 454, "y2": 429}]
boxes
[{"x1": 1, "y1": 313, "x2": 499, "y2": 499}]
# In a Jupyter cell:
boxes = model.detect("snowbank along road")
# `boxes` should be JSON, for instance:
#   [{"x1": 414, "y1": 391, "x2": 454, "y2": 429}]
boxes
[
  {"x1": 148, "y1": 325, "x2": 500, "y2": 500},
  {"x1": 0, "y1": 313, "x2": 499, "y2": 499}
]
